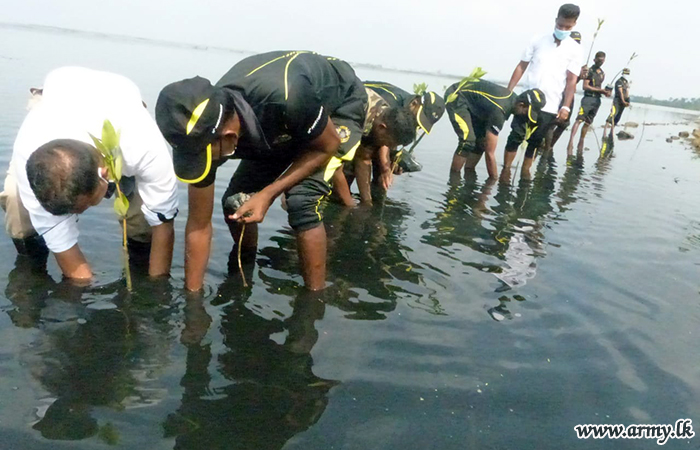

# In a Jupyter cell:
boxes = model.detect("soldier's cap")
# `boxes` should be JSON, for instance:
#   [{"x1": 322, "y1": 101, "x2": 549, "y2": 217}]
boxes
[
  {"x1": 622, "y1": 68, "x2": 631, "y2": 75},
  {"x1": 416, "y1": 91, "x2": 446, "y2": 134},
  {"x1": 570, "y1": 31, "x2": 582, "y2": 43},
  {"x1": 155, "y1": 76, "x2": 267, "y2": 184},
  {"x1": 517, "y1": 88, "x2": 546, "y2": 124}
]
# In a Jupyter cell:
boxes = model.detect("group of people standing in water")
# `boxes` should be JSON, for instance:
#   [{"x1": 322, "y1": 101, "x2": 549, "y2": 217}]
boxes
[{"x1": 0, "y1": 3, "x2": 632, "y2": 292}]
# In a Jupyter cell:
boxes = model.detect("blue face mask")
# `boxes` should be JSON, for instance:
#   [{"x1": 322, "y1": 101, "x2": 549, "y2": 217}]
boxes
[{"x1": 553, "y1": 27, "x2": 571, "y2": 41}]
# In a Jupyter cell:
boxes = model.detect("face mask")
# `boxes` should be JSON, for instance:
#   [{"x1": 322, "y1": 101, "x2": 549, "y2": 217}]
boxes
[
  {"x1": 621, "y1": 75, "x2": 629, "y2": 81},
  {"x1": 553, "y1": 27, "x2": 571, "y2": 41}
]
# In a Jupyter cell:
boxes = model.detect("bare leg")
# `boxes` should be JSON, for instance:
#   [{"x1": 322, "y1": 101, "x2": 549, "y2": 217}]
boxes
[
  {"x1": 451, "y1": 154, "x2": 467, "y2": 173},
  {"x1": 297, "y1": 225, "x2": 327, "y2": 291},
  {"x1": 464, "y1": 152, "x2": 482, "y2": 172},
  {"x1": 331, "y1": 168, "x2": 355, "y2": 207},
  {"x1": 577, "y1": 122, "x2": 590, "y2": 153},
  {"x1": 502, "y1": 150, "x2": 517, "y2": 171},
  {"x1": 484, "y1": 148, "x2": 498, "y2": 180},
  {"x1": 602, "y1": 122, "x2": 609, "y2": 138},
  {"x1": 520, "y1": 157, "x2": 534, "y2": 180},
  {"x1": 567, "y1": 120, "x2": 583, "y2": 155}
]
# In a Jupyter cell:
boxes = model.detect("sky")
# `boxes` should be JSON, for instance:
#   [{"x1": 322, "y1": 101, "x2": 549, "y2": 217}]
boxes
[{"x1": 0, "y1": 0, "x2": 693, "y2": 99}]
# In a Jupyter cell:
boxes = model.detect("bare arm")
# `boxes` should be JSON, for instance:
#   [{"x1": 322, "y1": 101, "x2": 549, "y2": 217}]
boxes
[
  {"x1": 332, "y1": 166, "x2": 356, "y2": 207},
  {"x1": 232, "y1": 119, "x2": 340, "y2": 223},
  {"x1": 55, "y1": 244, "x2": 92, "y2": 280},
  {"x1": 578, "y1": 65, "x2": 588, "y2": 82},
  {"x1": 558, "y1": 71, "x2": 579, "y2": 121},
  {"x1": 507, "y1": 61, "x2": 530, "y2": 91},
  {"x1": 184, "y1": 183, "x2": 215, "y2": 291},
  {"x1": 148, "y1": 221, "x2": 174, "y2": 277},
  {"x1": 376, "y1": 145, "x2": 393, "y2": 190},
  {"x1": 354, "y1": 145, "x2": 374, "y2": 205}
]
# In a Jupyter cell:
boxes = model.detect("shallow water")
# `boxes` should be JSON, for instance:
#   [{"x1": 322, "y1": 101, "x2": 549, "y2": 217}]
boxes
[{"x1": 1, "y1": 25, "x2": 699, "y2": 449}]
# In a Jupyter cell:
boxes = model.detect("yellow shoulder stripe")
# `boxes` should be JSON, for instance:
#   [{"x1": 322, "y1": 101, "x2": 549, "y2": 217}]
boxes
[
  {"x1": 461, "y1": 89, "x2": 511, "y2": 113},
  {"x1": 246, "y1": 51, "x2": 308, "y2": 77},
  {"x1": 453, "y1": 113, "x2": 470, "y2": 141},
  {"x1": 284, "y1": 52, "x2": 305, "y2": 101},
  {"x1": 364, "y1": 83, "x2": 398, "y2": 101}
]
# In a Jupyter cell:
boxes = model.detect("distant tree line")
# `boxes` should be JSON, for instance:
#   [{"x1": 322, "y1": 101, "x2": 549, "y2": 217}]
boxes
[{"x1": 631, "y1": 96, "x2": 700, "y2": 111}]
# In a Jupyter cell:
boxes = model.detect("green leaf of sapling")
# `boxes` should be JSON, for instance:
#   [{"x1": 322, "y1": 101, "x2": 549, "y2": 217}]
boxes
[{"x1": 114, "y1": 194, "x2": 129, "y2": 218}]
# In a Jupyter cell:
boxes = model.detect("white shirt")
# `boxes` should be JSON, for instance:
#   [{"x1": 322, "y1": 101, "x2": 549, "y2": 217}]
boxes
[
  {"x1": 521, "y1": 33, "x2": 583, "y2": 115},
  {"x1": 11, "y1": 67, "x2": 179, "y2": 253}
]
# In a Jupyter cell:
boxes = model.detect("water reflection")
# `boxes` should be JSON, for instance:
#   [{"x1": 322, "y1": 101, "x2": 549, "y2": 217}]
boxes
[
  {"x1": 422, "y1": 155, "x2": 596, "y2": 317},
  {"x1": 3, "y1": 261, "x2": 175, "y2": 442},
  {"x1": 555, "y1": 156, "x2": 587, "y2": 214},
  {"x1": 248, "y1": 195, "x2": 439, "y2": 317},
  {"x1": 164, "y1": 284, "x2": 336, "y2": 450}
]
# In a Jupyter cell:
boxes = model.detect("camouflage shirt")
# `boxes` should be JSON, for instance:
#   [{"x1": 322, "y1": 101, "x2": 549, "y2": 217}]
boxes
[{"x1": 363, "y1": 87, "x2": 389, "y2": 136}]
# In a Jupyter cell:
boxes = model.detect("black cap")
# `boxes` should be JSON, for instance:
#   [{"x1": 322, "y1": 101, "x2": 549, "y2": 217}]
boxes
[
  {"x1": 517, "y1": 88, "x2": 546, "y2": 123},
  {"x1": 416, "y1": 91, "x2": 446, "y2": 134},
  {"x1": 155, "y1": 77, "x2": 231, "y2": 184},
  {"x1": 570, "y1": 31, "x2": 582, "y2": 43},
  {"x1": 156, "y1": 78, "x2": 270, "y2": 183}
]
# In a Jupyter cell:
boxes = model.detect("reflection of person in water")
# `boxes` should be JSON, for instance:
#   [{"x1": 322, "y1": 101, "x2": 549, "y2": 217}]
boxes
[
  {"x1": 164, "y1": 285, "x2": 337, "y2": 450},
  {"x1": 423, "y1": 157, "x2": 566, "y2": 305},
  {"x1": 555, "y1": 155, "x2": 587, "y2": 213},
  {"x1": 324, "y1": 199, "x2": 425, "y2": 302},
  {"x1": 492, "y1": 158, "x2": 558, "y2": 290},
  {"x1": 421, "y1": 172, "x2": 508, "y2": 265},
  {"x1": 4, "y1": 255, "x2": 54, "y2": 329},
  {"x1": 4, "y1": 260, "x2": 176, "y2": 441},
  {"x1": 241, "y1": 197, "x2": 431, "y2": 318}
]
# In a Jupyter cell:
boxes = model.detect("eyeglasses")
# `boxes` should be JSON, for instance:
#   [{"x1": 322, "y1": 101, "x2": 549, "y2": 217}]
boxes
[{"x1": 97, "y1": 168, "x2": 117, "y2": 199}]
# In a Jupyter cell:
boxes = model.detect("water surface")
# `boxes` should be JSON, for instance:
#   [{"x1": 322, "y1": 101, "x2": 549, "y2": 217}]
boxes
[{"x1": 1, "y1": 25, "x2": 699, "y2": 449}]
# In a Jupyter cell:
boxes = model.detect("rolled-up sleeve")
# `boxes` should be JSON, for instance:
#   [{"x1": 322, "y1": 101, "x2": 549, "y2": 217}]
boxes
[{"x1": 121, "y1": 108, "x2": 179, "y2": 226}]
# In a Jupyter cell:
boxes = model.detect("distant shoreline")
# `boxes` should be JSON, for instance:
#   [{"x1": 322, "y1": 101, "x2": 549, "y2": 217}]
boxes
[
  {"x1": 4, "y1": 22, "x2": 698, "y2": 113},
  {"x1": 0, "y1": 22, "x2": 467, "y2": 81}
]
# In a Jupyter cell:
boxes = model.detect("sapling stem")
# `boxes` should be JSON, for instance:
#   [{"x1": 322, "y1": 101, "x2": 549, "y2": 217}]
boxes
[{"x1": 238, "y1": 224, "x2": 247, "y2": 287}]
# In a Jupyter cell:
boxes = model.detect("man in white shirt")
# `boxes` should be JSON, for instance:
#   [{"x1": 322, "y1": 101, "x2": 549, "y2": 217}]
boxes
[
  {"x1": 0, "y1": 67, "x2": 179, "y2": 280},
  {"x1": 503, "y1": 3, "x2": 583, "y2": 178}
]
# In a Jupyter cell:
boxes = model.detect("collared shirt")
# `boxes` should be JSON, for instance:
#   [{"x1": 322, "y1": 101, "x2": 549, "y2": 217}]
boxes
[
  {"x1": 11, "y1": 67, "x2": 179, "y2": 254},
  {"x1": 444, "y1": 80, "x2": 517, "y2": 135},
  {"x1": 216, "y1": 51, "x2": 366, "y2": 159},
  {"x1": 521, "y1": 32, "x2": 583, "y2": 114},
  {"x1": 583, "y1": 64, "x2": 606, "y2": 98}
]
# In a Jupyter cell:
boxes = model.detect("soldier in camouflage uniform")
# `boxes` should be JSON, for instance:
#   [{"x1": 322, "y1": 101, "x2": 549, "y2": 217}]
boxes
[{"x1": 332, "y1": 88, "x2": 416, "y2": 206}]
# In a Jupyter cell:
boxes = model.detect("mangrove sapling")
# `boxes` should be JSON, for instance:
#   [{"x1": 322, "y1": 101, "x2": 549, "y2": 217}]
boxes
[
  {"x1": 413, "y1": 82, "x2": 428, "y2": 96},
  {"x1": 390, "y1": 82, "x2": 432, "y2": 173},
  {"x1": 89, "y1": 120, "x2": 132, "y2": 291},
  {"x1": 610, "y1": 52, "x2": 639, "y2": 83},
  {"x1": 224, "y1": 192, "x2": 254, "y2": 287},
  {"x1": 586, "y1": 18, "x2": 605, "y2": 66},
  {"x1": 445, "y1": 67, "x2": 487, "y2": 105}
]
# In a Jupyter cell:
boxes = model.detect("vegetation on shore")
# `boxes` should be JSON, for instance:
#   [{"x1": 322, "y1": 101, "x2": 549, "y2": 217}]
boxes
[{"x1": 631, "y1": 96, "x2": 700, "y2": 112}]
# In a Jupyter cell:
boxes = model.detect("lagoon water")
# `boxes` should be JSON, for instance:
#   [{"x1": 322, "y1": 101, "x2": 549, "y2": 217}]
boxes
[{"x1": 0, "y1": 25, "x2": 699, "y2": 449}]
